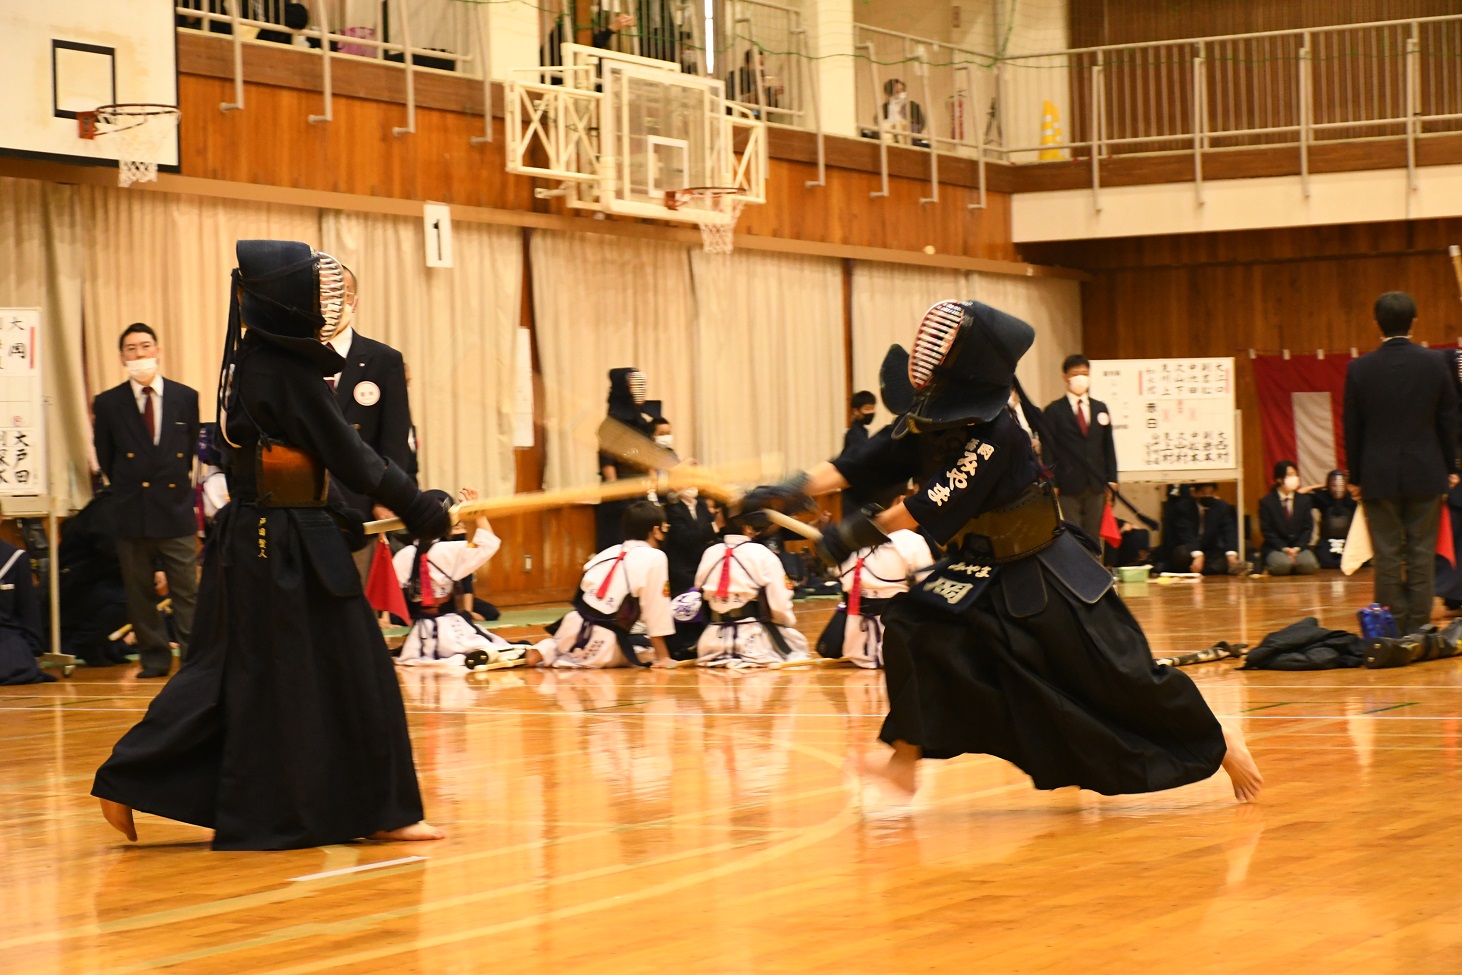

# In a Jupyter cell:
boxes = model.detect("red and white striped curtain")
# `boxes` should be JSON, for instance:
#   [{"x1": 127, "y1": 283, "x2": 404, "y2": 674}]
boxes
[{"x1": 1251, "y1": 354, "x2": 1350, "y2": 484}]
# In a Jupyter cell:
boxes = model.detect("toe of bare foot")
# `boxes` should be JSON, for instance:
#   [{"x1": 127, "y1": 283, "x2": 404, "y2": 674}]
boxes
[
  {"x1": 99, "y1": 798, "x2": 138, "y2": 842},
  {"x1": 369, "y1": 821, "x2": 446, "y2": 842}
]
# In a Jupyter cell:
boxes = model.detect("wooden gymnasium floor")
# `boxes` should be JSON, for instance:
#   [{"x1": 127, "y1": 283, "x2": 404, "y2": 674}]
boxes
[{"x1": 7, "y1": 570, "x2": 1462, "y2": 974}]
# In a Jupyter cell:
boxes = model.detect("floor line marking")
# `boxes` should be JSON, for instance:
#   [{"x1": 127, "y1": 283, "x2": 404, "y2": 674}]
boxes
[{"x1": 289, "y1": 856, "x2": 427, "y2": 882}]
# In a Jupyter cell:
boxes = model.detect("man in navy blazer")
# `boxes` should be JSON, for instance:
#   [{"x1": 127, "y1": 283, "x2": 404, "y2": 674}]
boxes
[
  {"x1": 92, "y1": 324, "x2": 200, "y2": 677},
  {"x1": 1344, "y1": 292, "x2": 1460, "y2": 633},
  {"x1": 322, "y1": 268, "x2": 416, "y2": 581}
]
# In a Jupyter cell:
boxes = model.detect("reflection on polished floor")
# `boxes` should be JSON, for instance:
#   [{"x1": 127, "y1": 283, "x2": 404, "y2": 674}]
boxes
[{"x1": 8, "y1": 570, "x2": 1462, "y2": 974}]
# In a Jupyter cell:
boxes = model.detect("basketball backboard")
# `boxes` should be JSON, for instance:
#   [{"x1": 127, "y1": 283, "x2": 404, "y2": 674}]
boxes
[
  {"x1": 505, "y1": 44, "x2": 765, "y2": 229},
  {"x1": 0, "y1": 1, "x2": 179, "y2": 171}
]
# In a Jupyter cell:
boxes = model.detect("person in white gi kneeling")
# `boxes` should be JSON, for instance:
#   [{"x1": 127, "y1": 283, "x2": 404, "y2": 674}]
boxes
[
  {"x1": 694, "y1": 511, "x2": 811, "y2": 668},
  {"x1": 528, "y1": 501, "x2": 675, "y2": 669}
]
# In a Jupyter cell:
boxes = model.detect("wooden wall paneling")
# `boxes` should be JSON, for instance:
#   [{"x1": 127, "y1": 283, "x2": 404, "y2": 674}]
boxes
[{"x1": 1055, "y1": 216, "x2": 1462, "y2": 537}]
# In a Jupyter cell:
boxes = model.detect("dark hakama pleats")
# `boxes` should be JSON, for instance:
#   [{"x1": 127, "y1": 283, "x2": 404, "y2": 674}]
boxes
[
  {"x1": 92, "y1": 502, "x2": 423, "y2": 850},
  {"x1": 879, "y1": 565, "x2": 1226, "y2": 795}
]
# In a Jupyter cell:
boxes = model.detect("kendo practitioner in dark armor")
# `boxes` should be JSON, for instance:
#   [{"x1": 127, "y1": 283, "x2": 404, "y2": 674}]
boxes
[
  {"x1": 48, "y1": 487, "x2": 131, "y2": 667},
  {"x1": 743, "y1": 300, "x2": 1263, "y2": 803},
  {"x1": 93, "y1": 240, "x2": 453, "y2": 849},
  {"x1": 596, "y1": 367, "x2": 654, "y2": 550},
  {"x1": 0, "y1": 538, "x2": 53, "y2": 685}
]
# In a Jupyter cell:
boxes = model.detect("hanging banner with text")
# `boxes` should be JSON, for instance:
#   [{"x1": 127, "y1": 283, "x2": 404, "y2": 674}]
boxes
[
  {"x1": 0, "y1": 308, "x2": 45, "y2": 496},
  {"x1": 1088, "y1": 356, "x2": 1237, "y2": 478}
]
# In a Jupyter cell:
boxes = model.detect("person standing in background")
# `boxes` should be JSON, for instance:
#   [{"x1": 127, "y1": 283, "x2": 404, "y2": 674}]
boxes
[
  {"x1": 325, "y1": 267, "x2": 416, "y2": 582},
  {"x1": 1344, "y1": 291, "x2": 1459, "y2": 634},
  {"x1": 92, "y1": 324, "x2": 199, "y2": 678},
  {"x1": 843, "y1": 391, "x2": 877, "y2": 453},
  {"x1": 1043, "y1": 354, "x2": 1118, "y2": 545}
]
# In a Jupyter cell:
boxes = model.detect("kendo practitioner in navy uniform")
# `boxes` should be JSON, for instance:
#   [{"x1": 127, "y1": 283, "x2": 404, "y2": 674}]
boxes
[
  {"x1": 93, "y1": 240, "x2": 452, "y2": 849},
  {"x1": 744, "y1": 301, "x2": 1263, "y2": 803},
  {"x1": 0, "y1": 538, "x2": 53, "y2": 685}
]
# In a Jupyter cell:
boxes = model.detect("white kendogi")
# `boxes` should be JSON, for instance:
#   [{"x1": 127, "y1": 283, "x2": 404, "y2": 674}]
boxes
[
  {"x1": 534, "y1": 540, "x2": 675, "y2": 668},
  {"x1": 821, "y1": 529, "x2": 933, "y2": 668},
  {"x1": 394, "y1": 527, "x2": 514, "y2": 665},
  {"x1": 694, "y1": 533, "x2": 810, "y2": 668}
]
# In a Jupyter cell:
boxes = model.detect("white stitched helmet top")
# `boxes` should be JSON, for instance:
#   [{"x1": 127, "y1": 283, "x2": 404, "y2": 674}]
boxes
[
  {"x1": 629, "y1": 370, "x2": 648, "y2": 405},
  {"x1": 909, "y1": 301, "x2": 964, "y2": 390},
  {"x1": 315, "y1": 251, "x2": 348, "y2": 341}
]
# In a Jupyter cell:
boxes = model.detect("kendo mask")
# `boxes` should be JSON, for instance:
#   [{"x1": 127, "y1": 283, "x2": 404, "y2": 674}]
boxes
[
  {"x1": 231, "y1": 239, "x2": 352, "y2": 375},
  {"x1": 879, "y1": 299, "x2": 1035, "y2": 438}
]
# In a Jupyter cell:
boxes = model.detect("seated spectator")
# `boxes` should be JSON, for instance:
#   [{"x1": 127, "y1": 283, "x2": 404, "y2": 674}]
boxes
[
  {"x1": 0, "y1": 537, "x2": 54, "y2": 684},
  {"x1": 880, "y1": 79, "x2": 926, "y2": 144},
  {"x1": 528, "y1": 501, "x2": 674, "y2": 669},
  {"x1": 392, "y1": 489, "x2": 519, "y2": 666},
  {"x1": 694, "y1": 511, "x2": 810, "y2": 667},
  {"x1": 815, "y1": 525, "x2": 932, "y2": 668},
  {"x1": 47, "y1": 488, "x2": 131, "y2": 667},
  {"x1": 1106, "y1": 519, "x2": 1153, "y2": 567},
  {"x1": 1167, "y1": 483, "x2": 1245, "y2": 576},
  {"x1": 1309, "y1": 469, "x2": 1358, "y2": 569},
  {"x1": 1259, "y1": 461, "x2": 1319, "y2": 576}
]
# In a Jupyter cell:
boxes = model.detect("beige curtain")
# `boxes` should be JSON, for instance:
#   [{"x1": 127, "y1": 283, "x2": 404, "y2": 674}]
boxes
[
  {"x1": 80, "y1": 186, "x2": 322, "y2": 420},
  {"x1": 850, "y1": 262, "x2": 969, "y2": 430},
  {"x1": 970, "y1": 272, "x2": 1083, "y2": 411},
  {"x1": 0, "y1": 178, "x2": 91, "y2": 512},
  {"x1": 532, "y1": 231, "x2": 697, "y2": 491},
  {"x1": 321, "y1": 212, "x2": 519, "y2": 497},
  {"x1": 691, "y1": 250, "x2": 844, "y2": 480}
]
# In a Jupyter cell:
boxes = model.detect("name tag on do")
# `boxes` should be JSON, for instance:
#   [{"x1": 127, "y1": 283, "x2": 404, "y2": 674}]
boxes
[{"x1": 423, "y1": 203, "x2": 454, "y2": 268}]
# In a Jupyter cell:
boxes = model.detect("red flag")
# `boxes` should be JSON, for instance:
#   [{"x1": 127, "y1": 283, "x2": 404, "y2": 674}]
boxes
[
  {"x1": 1439, "y1": 505, "x2": 1455, "y2": 568},
  {"x1": 1099, "y1": 501, "x2": 1122, "y2": 548},
  {"x1": 365, "y1": 537, "x2": 410, "y2": 620}
]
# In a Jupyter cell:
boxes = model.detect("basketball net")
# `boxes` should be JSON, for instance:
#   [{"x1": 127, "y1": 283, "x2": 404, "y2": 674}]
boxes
[
  {"x1": 699, "y1": 197, "x2": 745, "y2": 255},
  {"x1": 92, "y1": 107, "x2": 181, "y2": 188}
]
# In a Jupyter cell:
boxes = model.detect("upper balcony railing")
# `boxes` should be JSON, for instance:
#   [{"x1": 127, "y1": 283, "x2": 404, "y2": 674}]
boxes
[{"x1": 997, "y1": 13, "x2": 1462, "y2": 179}]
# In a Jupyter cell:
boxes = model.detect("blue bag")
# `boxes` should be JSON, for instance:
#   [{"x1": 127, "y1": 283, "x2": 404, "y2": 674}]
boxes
[{"x1": 1357, "y1": 603, "x2": 1399, "y2": 639}]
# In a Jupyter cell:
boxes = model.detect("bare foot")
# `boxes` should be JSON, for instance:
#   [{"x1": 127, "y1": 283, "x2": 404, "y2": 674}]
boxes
[
  {"x1": 369, "y1": 821, "x2": 446, "y2": 842},
  {"x1": 1220, "y1": 722, "x2": 1264, "y2": 803},
  {"x1": 851, "y1": 741, "x2": 922, "y2": 796},
  {"x1": 99, "y1": 798, "x2": 137, "y2": 841}
]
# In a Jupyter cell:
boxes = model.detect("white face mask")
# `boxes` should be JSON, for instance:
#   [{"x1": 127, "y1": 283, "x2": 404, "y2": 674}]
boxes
[
  {"x1": 1283, "y1": 475, "x2": 1300, "y2": 492},
  {"x1": 1066, "y1": 374, "x2": 1090, "y2": 396},
  {"x1": 654, "y1": 434, "x2": 673, "y2": 449},
  {"x1": 125, "y1": 357, "x2": 158, "y2": 384}
]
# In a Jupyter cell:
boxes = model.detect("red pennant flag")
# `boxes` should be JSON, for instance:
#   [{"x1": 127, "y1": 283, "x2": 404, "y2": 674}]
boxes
[
  {"x1": 365, "y1": 537, "x2": 410, "y2": 620},
  {"x1": 1099, "y1": 501, "x2": 1122, "y2": 548},
  {"x1": 1439, "y1": 505, "x2": 1455, "y2": 568}
]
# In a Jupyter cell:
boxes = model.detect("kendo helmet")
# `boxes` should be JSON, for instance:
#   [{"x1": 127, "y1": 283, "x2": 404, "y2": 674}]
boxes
[
  {"x1": 232, "y1": 239, "x2": 353, "y2": 374},
  {"x1": 879, "y1": 300, "x2": 1035, "y2": 437}
]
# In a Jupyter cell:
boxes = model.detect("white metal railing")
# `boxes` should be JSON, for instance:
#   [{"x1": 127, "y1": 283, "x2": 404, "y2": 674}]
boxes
[
  {"x1": 997, "y1": 12, "x2": 1462, "y2": 182},
  {"x1": 722, "y1": 0, "x2": 807, "y2": 128},
  {"x1": 176, "y1": 0, "x2": 489, "y2": 136}
]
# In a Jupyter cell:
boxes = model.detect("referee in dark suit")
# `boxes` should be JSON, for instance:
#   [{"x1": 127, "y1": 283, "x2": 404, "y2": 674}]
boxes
[
  {"x1": 323, "y1": 268, "x2": 416, "y2": 580},
  {"x1": 1044, "y1": 354, "x2": 1119, "y2": 543},
  {"x1": 1344, "y1": 292, "x2": 1460, "y2": 633},
  {"x1": 92, "y1": 324, "x2": 200, "y2": 678}
]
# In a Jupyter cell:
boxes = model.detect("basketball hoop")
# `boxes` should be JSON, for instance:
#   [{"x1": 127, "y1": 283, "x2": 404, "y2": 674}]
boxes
[
  {"x1": 77, "y1": 103, "x2": 181, "y2": 188},
  {"x1": 665, "y1": 187, "x2": 746, "y2": 255}
]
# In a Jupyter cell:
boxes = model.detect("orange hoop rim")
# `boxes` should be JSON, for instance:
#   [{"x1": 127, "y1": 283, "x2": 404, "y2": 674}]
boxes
[
  {"x1": 79, "y1": 103, "x2": 180, "y2": 138},
  {"x1": 664, "y1": 186, "x2": 742, "y2": 211}
]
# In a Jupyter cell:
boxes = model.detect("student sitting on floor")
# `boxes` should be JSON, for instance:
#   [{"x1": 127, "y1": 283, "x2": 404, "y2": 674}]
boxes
[
  {"x1": 694, "y1": 511, "x2": 811, "y2": 668},
  {"x1": 0, "y1": 538, "x2": 54, "y2": 685},
  {"x1": 815, "y1": 526, "x2": 932, "y2": 668},
  {"x1": 1258, "y1": 460, "x2": 1319, "y2": 576},
  {"x1": 1167, "y1": 483, "x2": 1246, "y2": 576},
  {"x1": 393, "y1": 489, "x2": 523, "y2": 666},
  {"x1": 528, "y1": 500, "x2": 674, "y2": 669}
]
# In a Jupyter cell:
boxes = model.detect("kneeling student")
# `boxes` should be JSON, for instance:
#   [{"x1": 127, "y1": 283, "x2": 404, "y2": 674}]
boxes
[
  {"x1": 695, "y1": 512, "x2": 811, "y2": 668},
  {"x1": 816, "y1": 526, "x2": 933, "y2": 668},
  {"x1": 528, "y1": 501, "x2": 674, "y2": 669},
  {"x1": 394, "y1": 489, "x2": 518, "y2": 665}
]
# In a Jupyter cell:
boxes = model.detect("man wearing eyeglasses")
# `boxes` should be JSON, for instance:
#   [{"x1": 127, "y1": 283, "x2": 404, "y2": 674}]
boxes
[{"x1": 92, "y1": 323, "x2": 200, "y2": 678}]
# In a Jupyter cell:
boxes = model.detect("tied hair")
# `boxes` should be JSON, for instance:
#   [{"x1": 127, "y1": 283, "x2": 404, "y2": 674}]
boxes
[{"x1": 215, "y1": 270, "x2": 246, "y2": 454}]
